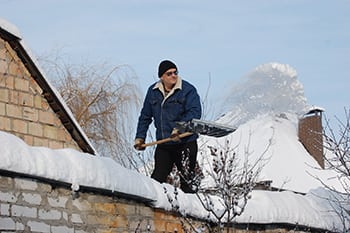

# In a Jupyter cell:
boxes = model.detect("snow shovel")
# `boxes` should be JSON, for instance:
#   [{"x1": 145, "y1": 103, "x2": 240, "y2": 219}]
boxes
[{"x1": 141, "y1": 119, "x2": 236, "y2": 148}]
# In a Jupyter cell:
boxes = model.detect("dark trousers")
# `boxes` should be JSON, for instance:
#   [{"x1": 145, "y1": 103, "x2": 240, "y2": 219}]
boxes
[{"x1": 151, "y1": 140, "x2": 198, "y2": 193}]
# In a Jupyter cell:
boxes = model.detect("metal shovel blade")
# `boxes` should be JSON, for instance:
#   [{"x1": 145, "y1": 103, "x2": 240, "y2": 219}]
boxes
[{"x1": 176, "y1": 119, "x2": 236, "y2": 137}]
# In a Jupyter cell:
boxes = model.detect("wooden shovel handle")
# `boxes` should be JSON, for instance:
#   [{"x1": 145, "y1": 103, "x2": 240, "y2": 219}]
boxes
[{"x1": 141, "y1": 132, "x2": 193, "y2": 148}]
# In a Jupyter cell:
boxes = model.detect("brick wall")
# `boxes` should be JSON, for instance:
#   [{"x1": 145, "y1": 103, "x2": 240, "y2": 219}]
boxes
[
  {"x1": 0, "y1": 173, "x2": 196, "y2": 233},
  {"x1": 0, "y1": 173, "x2": 320, "y2": 233},
  {"x1": 0, "y1": 37, "x2": 80, "y2": 151},
  {"x1": 298, "y1": 112, "x2": 324, "y2": 168}
]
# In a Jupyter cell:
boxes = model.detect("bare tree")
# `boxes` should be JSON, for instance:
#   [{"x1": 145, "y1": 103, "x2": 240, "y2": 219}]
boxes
[
  {"x1": 165, "y1": 132, "x2": 271, "y2": 233},
  {"x1": 322, "y1": 108, "x2": 350, "y2": 232},
  {"x1": 40, "y1": 56, "x2": 154, "y2": 172}
]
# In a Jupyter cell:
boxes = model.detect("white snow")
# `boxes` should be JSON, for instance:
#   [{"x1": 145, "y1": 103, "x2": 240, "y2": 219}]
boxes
[
  {"x1": 0, "y1": 132, "x2": 156, "y2": 200},
  {"x1": 0, "y1": 128, "x2": 345, "y2": 231},
  {"x1": 203, "y1": 113, "x2": 343, "y2": 194},
  {"x1": 236, "y1": 188, "x2": 342, "y2": 229},
  {"x1": 0, "y1": 17, "x2": 348, "y2": 231},
  {"x1": 0, "y1": 18, "x2": 21, "y2": 38}
]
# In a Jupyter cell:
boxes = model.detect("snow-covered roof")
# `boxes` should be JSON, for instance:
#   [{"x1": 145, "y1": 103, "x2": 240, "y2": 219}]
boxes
[
  {"x1": 202, "y1": 113, "x2": 344, "y2": 194},
  {"x1": 0, "y1": 130, "x2": 345, "y2": 231},
  {"x1": 0, "y1": 17, "x2": 347, "y2": 232},
  {"x1": 0, "y1": 18, "x2": 96, "y2": 154}
]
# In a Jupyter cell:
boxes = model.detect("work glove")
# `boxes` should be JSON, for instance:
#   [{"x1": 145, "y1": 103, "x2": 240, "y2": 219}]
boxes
[
  {"x1": 134, "y1": 138, "x2": 145, "y2": 151},
  {"x1": 170, "y1": 128, "x2": 181, "y2": 142}
]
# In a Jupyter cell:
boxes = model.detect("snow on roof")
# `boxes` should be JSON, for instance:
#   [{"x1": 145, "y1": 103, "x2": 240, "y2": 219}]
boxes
[
  {"x1": 0, "y1": 116, "x2": 345, "y2": 231},
  {"x1": 303, "y1": 106, "x2": 326, "y2": 116},
  {"x1": 0, "y1": 131, "x2": 156, "y2": 201},
  {"x1": 0, "y1": 18, "x2": 21, "y2": 38},
  {"x1": 200, "y1": 113, "x2": 344, "y2": 194},
  {"x1": 0, "y1": 17, "x2": 346, "y2": 232}
]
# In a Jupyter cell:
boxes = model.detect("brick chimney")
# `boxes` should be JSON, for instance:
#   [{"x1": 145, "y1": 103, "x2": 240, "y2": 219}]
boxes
[{"x1": 298, "y1": 108, "x2": 324, "y2": 168}]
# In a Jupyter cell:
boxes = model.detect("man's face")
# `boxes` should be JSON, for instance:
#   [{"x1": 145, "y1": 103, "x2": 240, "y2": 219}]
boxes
[{"x1": 160, "y1": 68, "x2": 178, "y2": 88}]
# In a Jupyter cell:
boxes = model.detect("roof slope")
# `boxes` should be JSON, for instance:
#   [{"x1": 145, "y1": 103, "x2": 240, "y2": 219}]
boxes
[{"x1": 200, "y1": 113, "x2": 344, "y2": 194}]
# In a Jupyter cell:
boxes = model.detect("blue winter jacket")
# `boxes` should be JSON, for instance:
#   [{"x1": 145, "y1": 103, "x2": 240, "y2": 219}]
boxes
[{"x1": 136, "y1": 77, "x2": 202, "y2": 144}]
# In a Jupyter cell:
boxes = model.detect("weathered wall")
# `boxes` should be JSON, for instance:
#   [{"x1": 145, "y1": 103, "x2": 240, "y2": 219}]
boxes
[
  {"x1": 0, "y1": 173, "x2": 193, "y2": 233},
  {"x1": 0, "y1": 36, "x2": 81, "y2": 151},
  {"x1": 0, "y1": 173, "x2": 319, "y2": 233}
]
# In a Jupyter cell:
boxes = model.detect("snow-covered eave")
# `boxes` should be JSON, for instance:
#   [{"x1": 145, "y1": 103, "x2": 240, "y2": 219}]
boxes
[
  {"x1": 0, "y1": 168, "x2": 154, "y2": 204},
  {"x1": 0, "y1": 18, "x2": 21, "y2": 39},
  {"x1": 0, "y1": 18, "x2": 96, "y2": 155}
]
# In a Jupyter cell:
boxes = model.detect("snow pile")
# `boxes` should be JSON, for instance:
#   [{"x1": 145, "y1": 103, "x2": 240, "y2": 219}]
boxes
[
  {"x1": 236, "y1": 188, "x2": 343, "y2": 230},
  {"x1": 0, "y1": 132, "x2": 157, "y2": 201},
  {"x1": 218, "y1": 63, "x2": 309, "y2": 126}
]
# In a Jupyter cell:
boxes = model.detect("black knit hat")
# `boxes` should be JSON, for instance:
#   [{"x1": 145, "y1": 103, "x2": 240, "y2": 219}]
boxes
[{"x1": 158, "y1": 60, "x2": 177, "y2": 78}]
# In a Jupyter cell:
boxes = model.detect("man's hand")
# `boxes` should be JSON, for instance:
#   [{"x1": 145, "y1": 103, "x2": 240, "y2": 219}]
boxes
[
  {"x1": 134, "y1": 138, "x2": 145, "y2": 151},
  {"x1": 170, "y1": 128, "x2": 181, "y2": 142}
]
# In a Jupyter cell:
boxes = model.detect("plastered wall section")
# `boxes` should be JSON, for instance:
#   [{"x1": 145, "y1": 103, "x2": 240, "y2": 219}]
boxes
[{"x1": 0, "y1": 37, "x2": 81, "y2": 151}]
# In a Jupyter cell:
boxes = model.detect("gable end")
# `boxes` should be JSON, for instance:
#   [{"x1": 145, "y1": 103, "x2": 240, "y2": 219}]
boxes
[{"x1": 0, "y1": 26, "x2": 95, "y2": 154}]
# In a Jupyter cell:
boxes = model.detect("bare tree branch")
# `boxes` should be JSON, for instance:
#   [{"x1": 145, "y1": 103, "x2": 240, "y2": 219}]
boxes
[
  {"x1": 39, "y1": 55, "x2": 154, "y2": 173},
  {"x1": 321, "y1": 107, "x2": 350, "y2": 232}
]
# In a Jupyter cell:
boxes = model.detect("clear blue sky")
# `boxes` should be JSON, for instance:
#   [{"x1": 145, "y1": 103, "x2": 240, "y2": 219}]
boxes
[{"x1": 2, "y1": 0, "x2": 349, "y2": 122}]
